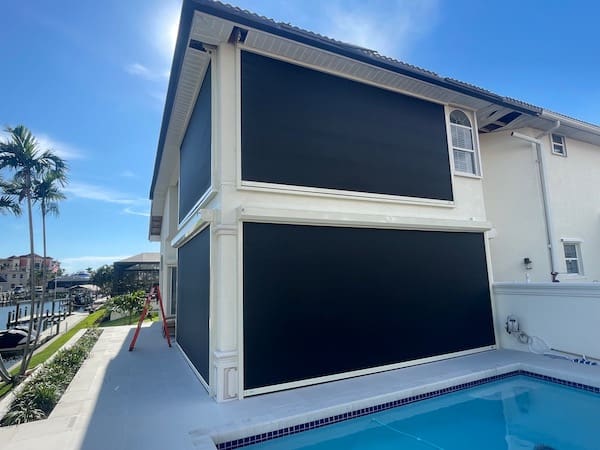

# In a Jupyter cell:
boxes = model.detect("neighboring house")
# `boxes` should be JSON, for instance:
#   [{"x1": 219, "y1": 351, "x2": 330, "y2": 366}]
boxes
[
  {"x1": 149, "y1": 1, "x2": 600, "y2": 401},
  {"x1": 0, "y1": 254, "x2": 58, "y2": 290},
  {"x1": 0, "y1": 274, "x2": 8, "y2": 293},
  {"x1": 112, "y1": 252, "x2": 160, "y2": 295},
  {"x1": 481, "y1": 122, "x2": 600, "y2": 283}
]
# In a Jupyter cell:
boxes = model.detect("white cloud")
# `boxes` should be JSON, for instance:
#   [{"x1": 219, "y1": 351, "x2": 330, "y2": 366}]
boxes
[
  {"x1": 120, "y1": 170, "x2": 136, "y2": 178},
  {"x1": 64, "y1": 181, "x2": 151, "y2": 217},
  {"x1": 36, "y1": 133, "x2": 86, "y2": 160},
  {"x1": 59, "y1": 255, "x2": 130, "y2": 274},
  {"x1": 64, "y1": 182, "x2": 140, "y2": 205},
  {"x1": 125, "y1": 62, "x2": 169, "y2": 81},
  {"x1": 123, "y1": 207, "x2": 150, "y2": 217},
  {"x1": 0, "y1": 130, "x2": 85, "y2": 161},
  {"x1": 323, "y1": 0, "x2": 440, "y2": 58}
]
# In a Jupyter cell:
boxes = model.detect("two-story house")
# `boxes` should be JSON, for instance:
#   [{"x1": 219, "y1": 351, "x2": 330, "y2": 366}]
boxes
[
  {"x1": 149, "y1": 0, "x2": 600, "y2": 402},
  {"x1": 149, "y1": 0, "x2": 552, "y2": 402}
]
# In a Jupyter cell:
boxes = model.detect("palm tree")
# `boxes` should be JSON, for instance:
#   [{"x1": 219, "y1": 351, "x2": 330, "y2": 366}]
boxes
[
  {"x1": 24, "y1": 169, "x2": 67, "y2": 367},
  {"x1": 0, "y1": 125, "x2": 66, "y2": 380}
]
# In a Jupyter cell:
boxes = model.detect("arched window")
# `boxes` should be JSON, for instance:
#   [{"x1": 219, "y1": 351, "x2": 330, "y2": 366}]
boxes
[{"x1": 450, "y1": 110, "x2": 478, "y2": 175}]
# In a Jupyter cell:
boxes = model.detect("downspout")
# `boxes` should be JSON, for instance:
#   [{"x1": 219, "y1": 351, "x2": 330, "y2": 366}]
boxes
[{"x1": 511, "y1": 120, "x2": 561, "y2": 281}]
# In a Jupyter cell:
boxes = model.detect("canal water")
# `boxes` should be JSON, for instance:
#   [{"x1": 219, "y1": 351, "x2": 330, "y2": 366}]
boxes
[{"x1": 0, "y1": 300, "x2": 68, "y2": 329}]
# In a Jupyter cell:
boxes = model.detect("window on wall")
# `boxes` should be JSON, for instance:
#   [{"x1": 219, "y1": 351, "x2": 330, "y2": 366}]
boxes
[
  {"x1": 563, "y1": 242, "x2": 583, "y2": 274},
  {"x1": 551, "y1": 134, "x2": 567, "y2": 156},
  {"x1": 450, "y1": 110, "x2": 479, "y2": 175}
]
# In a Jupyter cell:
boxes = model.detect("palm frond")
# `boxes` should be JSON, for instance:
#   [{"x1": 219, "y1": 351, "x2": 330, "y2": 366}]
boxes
[
  {"x1": 0, "y1": 195, "x2": 21, "y2": 215},
  {"x1": 0, "y1": 174, "x2": 21, "y2": 215}
]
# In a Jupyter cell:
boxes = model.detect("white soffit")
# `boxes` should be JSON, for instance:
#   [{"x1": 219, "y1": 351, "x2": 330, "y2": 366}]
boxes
[
  {"x1": 153, "y1": 55, "x2": 211, "y2": 205},
  {"x1": 153, "y1": 12, "x2": 234, "y2": 205},
  {"x1": 191, "y1": 10, "x2": 235, "y2": 45}
]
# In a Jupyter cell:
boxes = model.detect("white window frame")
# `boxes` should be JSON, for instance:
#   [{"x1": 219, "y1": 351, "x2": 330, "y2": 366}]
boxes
[
  {"x1": 561, "y1": 239, "x2": 584, "y2": 276},
  {"x1": 551, "y1": 133, "x2": 567, "y2": 157},
  {"x1": 447, "y1": 108, "x2": 482, "y2": 177}
]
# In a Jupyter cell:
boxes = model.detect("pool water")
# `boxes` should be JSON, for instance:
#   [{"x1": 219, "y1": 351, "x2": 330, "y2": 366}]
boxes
[{"x1": 245, "y1": 376, "x2": 600, "y2": 449}]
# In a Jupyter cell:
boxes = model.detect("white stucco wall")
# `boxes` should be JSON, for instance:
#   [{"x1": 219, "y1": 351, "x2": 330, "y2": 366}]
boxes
[
  {"x1": 494, "y1": 283, "x2": 600, "y2": 360},
  {"x1": 480, "y1": 128, "x2": 600, "y2": 283},
  {"x1": 480, "y1": 130, "x2": 550, "y2": 282},
  {"x1": 159, "y1": 184, "x2": 179, "y2": 314},
  {"x1": 544, "y1": 135, "x2": 600, "y2": 282}
]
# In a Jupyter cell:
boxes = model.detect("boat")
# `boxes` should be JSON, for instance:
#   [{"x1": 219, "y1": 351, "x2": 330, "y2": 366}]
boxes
[{"x1": 0, "y1": 327, "x2": 39, "y2": 353}]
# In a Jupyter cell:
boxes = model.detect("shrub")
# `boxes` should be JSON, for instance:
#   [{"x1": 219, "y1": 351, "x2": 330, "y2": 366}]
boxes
[
  {"x1": 0, "y1": 328, "x2": 102, "y2": 426},
  {"x1": 106, "y1": 290, "x2": 146, "y2": 324},
  {"x1": 1, "y1": 401, "x2": 45, "y2": 425}
]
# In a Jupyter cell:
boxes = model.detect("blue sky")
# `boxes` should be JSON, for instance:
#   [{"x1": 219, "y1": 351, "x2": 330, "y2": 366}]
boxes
[{"x1": 1, "y1": 0, "x2": 599, "y2": 273}]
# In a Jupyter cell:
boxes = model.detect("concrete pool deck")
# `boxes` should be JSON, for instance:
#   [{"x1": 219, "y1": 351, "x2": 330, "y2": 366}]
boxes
[{"x1": 0, "y1": 322, "x2": 599, "y2": 450}]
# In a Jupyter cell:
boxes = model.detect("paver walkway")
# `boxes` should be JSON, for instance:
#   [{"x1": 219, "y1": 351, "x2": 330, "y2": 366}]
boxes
[{"x1": 0, "y1": 322, "x2": 214, "y2": 450}]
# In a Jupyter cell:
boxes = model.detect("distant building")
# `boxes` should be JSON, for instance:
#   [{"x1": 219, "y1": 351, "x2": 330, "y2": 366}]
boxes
[
  {"x1": 46, "y1": 271, "x2": 92, "y2": 292},
  {"x1": 113, "y1": 253, "x2": 159, "y2": 295},
  {"x1": 0, "y1": 254, "x2": 59, "y2": 292}
]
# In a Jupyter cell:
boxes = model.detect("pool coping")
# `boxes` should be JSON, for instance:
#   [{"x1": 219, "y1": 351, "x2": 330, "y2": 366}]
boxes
[{"x1": 216, "y1": 366, "x2": 600, "y2": 449}]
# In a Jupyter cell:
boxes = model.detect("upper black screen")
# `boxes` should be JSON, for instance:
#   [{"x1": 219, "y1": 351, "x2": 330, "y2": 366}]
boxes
[
  {"x1": 179, "y1": 65, "x2": 211, "y2": 221},
  {"x1": 241, "y1": 52, "x2": 453, "y2": 201}
]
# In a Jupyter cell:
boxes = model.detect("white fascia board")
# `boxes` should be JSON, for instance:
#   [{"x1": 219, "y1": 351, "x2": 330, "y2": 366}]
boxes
[
  {"x1": 238, "y1": 206, "x2": 491, "y2": 232},
  {"x1": 541, "y1": 110, "x2": 600, "y2": 136},
  {"x1": 171, "y1": 209, "x2": 216, "y2": 248},
  {"x1": 493, "y1": 282, "x2": 600, "y2": 298}
]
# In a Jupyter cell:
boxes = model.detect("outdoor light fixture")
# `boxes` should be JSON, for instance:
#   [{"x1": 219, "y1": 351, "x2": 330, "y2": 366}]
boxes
[{"x1": 523, "y1": 257, "x2": 532, "y2": 270}]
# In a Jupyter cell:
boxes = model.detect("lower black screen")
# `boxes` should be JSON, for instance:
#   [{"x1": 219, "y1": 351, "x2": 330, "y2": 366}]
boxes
[
  {"x1": 243, "y1": 222, "x2": 494, "y2": 390},
  {"x1": 177, "y1": 227, "x2": 210, "y2": 382}
]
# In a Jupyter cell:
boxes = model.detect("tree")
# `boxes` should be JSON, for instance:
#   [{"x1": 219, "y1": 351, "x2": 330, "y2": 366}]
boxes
[
  {"x1": 92, "y1": 265, "x2": 114, "y2": 296},
  {"x1": 0, "y1": 125, "x2": 66, "y2": 381},
  {"x1": 107, "y1": 290, "x2": 146, "y2": 325},
  {"x1": 26, "y1": 169, "x2": 67, "y2": 367}
]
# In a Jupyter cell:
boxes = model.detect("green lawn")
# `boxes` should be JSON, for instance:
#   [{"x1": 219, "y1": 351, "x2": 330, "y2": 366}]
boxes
[
  {"x1": 27, "y1": 309, "x2": 106, "y2": 368},
  {"x1": 99, "y1": 311, "x2": 160, "y2": 328},
  {"x1": 0, "y1": 308, "x2": 106, "y2": 399}
]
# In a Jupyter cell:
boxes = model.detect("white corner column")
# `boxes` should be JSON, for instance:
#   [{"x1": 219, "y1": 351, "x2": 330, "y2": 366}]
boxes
[{"x1": 211, "y1": 41, "x2": 241, "y2": 402}]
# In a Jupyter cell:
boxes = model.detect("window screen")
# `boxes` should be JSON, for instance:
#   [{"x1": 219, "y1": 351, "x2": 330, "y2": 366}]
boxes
[
  {"x1": 241, "y1": 51, "x2": 453, "y2": 201},
  {"x1": 179, "y1": 66, "x2": 211, "y2": 221},
  {"x1": 177, "y1": 227, "x2": 210, "y2": 382},
  {"x1": 243, "y1": 222, "x2": 495, "y2": 390}
]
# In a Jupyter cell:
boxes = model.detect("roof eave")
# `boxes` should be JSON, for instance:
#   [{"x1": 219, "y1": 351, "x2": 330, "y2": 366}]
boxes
[{"x1": 149, "y1": 0, "x2": 545, "y2": 202}]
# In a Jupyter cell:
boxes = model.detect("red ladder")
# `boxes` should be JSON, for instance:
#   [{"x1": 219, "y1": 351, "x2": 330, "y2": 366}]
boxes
[{"x1": 129, "y1": 285, "x2": 172, "y2": 351}]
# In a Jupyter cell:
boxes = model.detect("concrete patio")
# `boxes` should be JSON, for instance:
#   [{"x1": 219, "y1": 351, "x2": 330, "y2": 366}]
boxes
[{"x1": 0, "y1": 322, "x2": 599, "y2": 450}]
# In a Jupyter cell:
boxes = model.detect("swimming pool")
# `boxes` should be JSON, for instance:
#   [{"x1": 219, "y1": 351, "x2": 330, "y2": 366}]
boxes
[{"x1": 234, "y1": 374, "x2": 600, "y2": 449}]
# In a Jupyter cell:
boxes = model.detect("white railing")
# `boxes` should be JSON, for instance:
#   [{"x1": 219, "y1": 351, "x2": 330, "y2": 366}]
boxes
[{"x1": 493, "y1": 282, "x2": 600, "y2": 359}]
